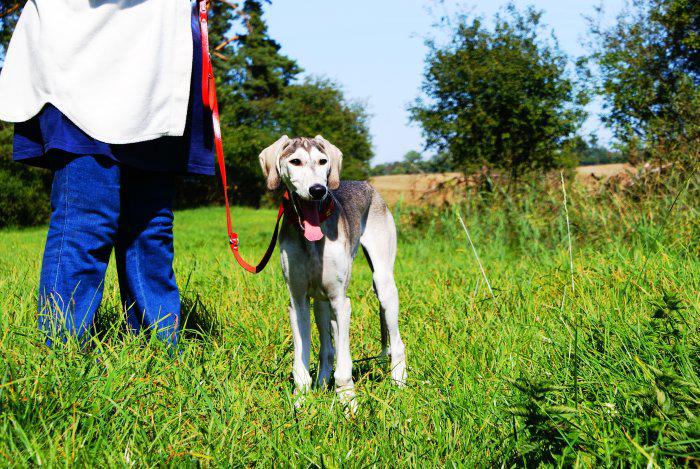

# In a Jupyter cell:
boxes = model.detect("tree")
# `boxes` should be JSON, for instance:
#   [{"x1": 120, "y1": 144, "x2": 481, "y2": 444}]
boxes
[
  {"x1": 403, "y1": 150, "x2": 422, "y2": 169},
  {"x1": 210, "y1": 1, "x2": 373, "y2": 205},
  {"x1": 0, "y1": 2, "x2": 44, "y2": 227},
  {"x1": 410, "y1": 4, "x2": 587, "y2": 182},
  {"x1": 275, "y1": 78, "x2": 372, "y2": 181},
  {"x1": 369, "y1": 150, "x2": 456, "y2": 176},
  {"x1": 227, "y1": 0, "x2": 300, "y2": 103},
  {"x1": 197, "y1": 0, "x2": 304, "y2": 206},
  {"x1": 566, "y1": 135, "x2": 626, "y2": 166},
  {"x1": 0, "y1": 1, "x2": 21, "y2": 63},
  {"x1": 587, "y1": 0, "x2": 699, "y2": 166},
  {"x1": 0, "y1": 118, "x2": 51, "y2": 228}
]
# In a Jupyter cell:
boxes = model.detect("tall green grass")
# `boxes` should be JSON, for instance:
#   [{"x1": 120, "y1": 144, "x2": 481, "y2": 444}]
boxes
[{"x1": 0, "y1": 174, "x2": 698, "y2": 466}]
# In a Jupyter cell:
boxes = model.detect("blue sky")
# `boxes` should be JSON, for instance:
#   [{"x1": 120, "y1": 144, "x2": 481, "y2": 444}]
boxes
[{"x1": 265, "y1": 0, "x2": 627, "y2": 164}]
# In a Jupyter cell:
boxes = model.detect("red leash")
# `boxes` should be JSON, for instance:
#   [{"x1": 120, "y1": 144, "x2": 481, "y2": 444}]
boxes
[{"x1": 199, "y1": 1, "x2": 282, "y2": 274}]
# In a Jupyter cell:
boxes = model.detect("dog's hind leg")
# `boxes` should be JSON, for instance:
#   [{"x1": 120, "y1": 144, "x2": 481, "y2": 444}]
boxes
[
  {"x1": 360, "y1": 202, "x2": 407, "y2": 386},
  {"x1": 362, "y1": 243, "x2": 390, "y2": 358},
  {"x1": 313, "y1": 299, "x2": 334, "y2": 389}
]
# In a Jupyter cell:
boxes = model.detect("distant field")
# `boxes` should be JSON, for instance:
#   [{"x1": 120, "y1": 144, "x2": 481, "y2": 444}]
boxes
[
  {"x1": 0, "y1": 177, "x2": 697, "y2": 465},
  {"x1": 574, "y1": 162, "x2": 634, "y2": 179},
  {"x1": 371, "y1": 163, "x2": 636, "y2": 205},
  {"x1": 370, "y1": 172, "x2": 463, "y2": 205}
]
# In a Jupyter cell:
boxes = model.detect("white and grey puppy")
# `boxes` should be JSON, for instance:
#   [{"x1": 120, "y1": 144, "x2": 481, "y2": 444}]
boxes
[{"x1": 259, "y1": 135, "x2": 407, "y2": 407}]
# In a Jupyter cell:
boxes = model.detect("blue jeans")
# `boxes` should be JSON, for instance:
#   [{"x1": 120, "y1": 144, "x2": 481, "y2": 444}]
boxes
[{"x1": 38, "y1": 155, "x2": 180, "y2": 345}]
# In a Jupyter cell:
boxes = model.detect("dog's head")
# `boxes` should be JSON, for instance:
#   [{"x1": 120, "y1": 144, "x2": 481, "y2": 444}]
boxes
[{"x1": 258, "y1": 135, "x2": 343, "y2": 200}]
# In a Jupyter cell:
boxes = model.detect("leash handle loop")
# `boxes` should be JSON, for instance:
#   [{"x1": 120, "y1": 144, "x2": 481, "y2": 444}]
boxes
[{"x1": 199, "y1": 0, "x2": 282, "y2": 274}]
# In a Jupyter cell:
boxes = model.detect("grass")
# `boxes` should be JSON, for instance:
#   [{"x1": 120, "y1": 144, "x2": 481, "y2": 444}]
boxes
[{"x1": 0, "y1": 177, "x2": 698, "y2": 466}]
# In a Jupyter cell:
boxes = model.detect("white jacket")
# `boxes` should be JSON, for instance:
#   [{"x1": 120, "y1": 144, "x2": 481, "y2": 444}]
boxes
[{"x1": 0, "y1": 0, "x2": 193, "y2": 144}]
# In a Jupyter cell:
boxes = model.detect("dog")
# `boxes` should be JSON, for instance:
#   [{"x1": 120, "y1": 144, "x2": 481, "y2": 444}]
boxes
[{"x1": 259, "y1": 135, "x2": 407, "y2": 408}]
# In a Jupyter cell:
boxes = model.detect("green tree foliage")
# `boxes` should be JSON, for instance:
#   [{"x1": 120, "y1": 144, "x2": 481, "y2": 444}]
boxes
[
  {"x1": 569, "y1": 135, "x2": 626, "y2": 166},
  {"x1": 0, "y1": 1, "x2": 20, "y2": 60},
  {"x1": 0, "y1": 2, "x2": 42, "y2": 227},
  {"x1": 410, "y1": 4, "x2": 587, "y2": 182},
  {"x1": 180, "y1": 0, "x2": 302, "y2": 207},
  {"x1": 587, "y1": 0, "x2": 699, "y2": 165},
  {"x1": 275, "y1": 78, "x2": 372, "y2": 181},
  {"x1": 226, "y1": 0, "x2": 300, "y2": 103},
  {"x1": 196, "y1": 1, "x2": 372, "y2": 206},
  {"x1": 403, "y1": 150, "x2": 422, "y2": 166},
  {"x1": 370, "y1": 150, "x2": 455, "y2": 176},
  {"x1": 0, "y1": 123, "x2": 51, "y2": 228}
]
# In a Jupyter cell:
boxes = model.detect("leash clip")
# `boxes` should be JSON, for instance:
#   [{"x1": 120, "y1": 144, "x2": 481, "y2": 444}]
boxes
[{"x1": 229, "y1": 234, "x2": 240, "y2": 250}]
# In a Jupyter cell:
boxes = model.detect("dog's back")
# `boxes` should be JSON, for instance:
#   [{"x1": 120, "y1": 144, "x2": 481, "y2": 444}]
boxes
[{"x1": 331, "y1": 180, "x2": 391, "y2": 249}]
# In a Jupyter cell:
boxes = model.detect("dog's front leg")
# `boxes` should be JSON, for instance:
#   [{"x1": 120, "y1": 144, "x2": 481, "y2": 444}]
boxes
[
  {"x1": 330, "y1": 296, "x2": 356, "y2": 412},
  {"x1": 313, "y1": 300, "x2": 334, "y2": 389},
  {"x1": 288, "y1": 292, "x2": 312, "y2": 401}
]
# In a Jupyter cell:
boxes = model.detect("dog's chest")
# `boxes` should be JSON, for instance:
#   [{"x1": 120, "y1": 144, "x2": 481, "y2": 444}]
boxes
[
  {"x1": 279, "y1": 231, "x2": 352, "y2": 298},
  {"x1": 303, "y1": 243, "x2": 330, "y2": 297}
]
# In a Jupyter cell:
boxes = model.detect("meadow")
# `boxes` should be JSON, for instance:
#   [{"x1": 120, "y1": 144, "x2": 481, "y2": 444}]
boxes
[{"x1": 0, "y1": 174, "x2": 698, "y2": 466}]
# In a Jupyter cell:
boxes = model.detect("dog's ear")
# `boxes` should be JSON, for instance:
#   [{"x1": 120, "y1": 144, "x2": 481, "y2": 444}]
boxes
[
  {"x1": 315, "y1": 135, "x2": 343, "y2": 190},
  {"x1": 259, "y1": 135, "x2": 290, "y2": 191}
]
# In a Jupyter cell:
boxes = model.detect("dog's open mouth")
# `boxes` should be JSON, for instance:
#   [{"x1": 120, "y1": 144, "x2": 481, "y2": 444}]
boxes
[{"x1": 293, "y1": 195, "x2": 324, "y2": 242}]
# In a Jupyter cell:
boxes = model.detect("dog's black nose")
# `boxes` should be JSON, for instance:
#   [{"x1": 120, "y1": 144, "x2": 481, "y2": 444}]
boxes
[{"x1": 309, "y1": 184, "x2": 327, "y2": 200}]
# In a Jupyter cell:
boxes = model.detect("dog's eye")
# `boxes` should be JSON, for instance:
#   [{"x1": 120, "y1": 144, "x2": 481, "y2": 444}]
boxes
[
  {"x1": 289, "y1": 159, "x2": 302, "y2": 166},
  {"x1": 319, "y1": 159, "x2": 328, "y2": 165}
]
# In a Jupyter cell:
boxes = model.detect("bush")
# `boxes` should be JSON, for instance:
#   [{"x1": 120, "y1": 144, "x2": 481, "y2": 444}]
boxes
[
  {"x1": 0, "y1": 123, "x2": 52, "y2": 228},
  {"x1": 395, "y1": 167, "x2": 699, "y2": 257},
  {"x1": 0, "y1": 166, "x2": 51, "y2": 228}
]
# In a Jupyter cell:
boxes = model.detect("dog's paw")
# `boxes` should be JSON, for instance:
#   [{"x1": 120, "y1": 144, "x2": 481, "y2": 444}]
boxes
[
  {"x1": 336, "y1": 385, "x2": 358, "y2": 417},
  {"x1": 342, "y1": 397, "x2": 358, "y2": 418},
  {"x1": 293, "y1": 394, "x2": 306, "y2": 409},
  {"x1": 391, "y1": 360, "x2": 407, "y2": 388}
]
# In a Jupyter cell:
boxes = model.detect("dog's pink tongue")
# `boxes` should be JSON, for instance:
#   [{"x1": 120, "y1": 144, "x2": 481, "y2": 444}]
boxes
[{"x1": 299, "y1": 201, "x2": 324, "y2": 241}]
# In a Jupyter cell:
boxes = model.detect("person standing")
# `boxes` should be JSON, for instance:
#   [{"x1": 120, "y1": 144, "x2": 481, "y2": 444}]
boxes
[{"x1": 0, "y1": 0, "x2": 214, "y2": 345}]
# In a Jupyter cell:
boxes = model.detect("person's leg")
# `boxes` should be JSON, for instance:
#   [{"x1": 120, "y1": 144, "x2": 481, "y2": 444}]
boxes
[
  {"x1": 115, "y1": 167, "x2": 180, "y2": 345},
  {"x1": 38, "y1": 156, "x2": 121, "y2": 344}
]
